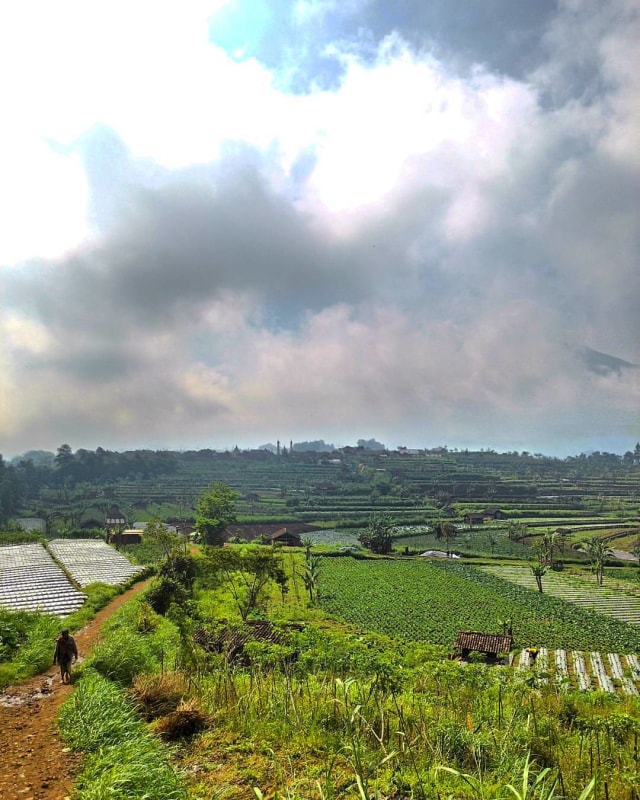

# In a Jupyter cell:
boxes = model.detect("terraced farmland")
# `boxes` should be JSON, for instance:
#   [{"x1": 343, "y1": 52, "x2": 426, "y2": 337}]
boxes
[
  {"x1": 0, "y1": 540, "x2": 143, "y2": 616},
  {"x1": 513, "y1": 648, "x2": 640, "y2": 696},
  {"x1": 318, "y1": 557, "x2": 640, "y2": 651},
  {"x1": 481, "y1": 565, "x2": 640, "y2": 624},
  {"x1": 0, "y1": 544, "x2": 86, "y2": 616},
  {"x1": 48, "y1": 539, "x2": 144, "y2": 587}
]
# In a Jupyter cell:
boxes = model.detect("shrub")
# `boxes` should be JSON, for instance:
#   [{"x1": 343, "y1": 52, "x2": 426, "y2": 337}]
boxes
[
  {"x1": 154, "y1": 700, "x2": 208, "y2": 740},
  {"x1": 128, "y1": 672, "x2": 188, "y2": 720}
]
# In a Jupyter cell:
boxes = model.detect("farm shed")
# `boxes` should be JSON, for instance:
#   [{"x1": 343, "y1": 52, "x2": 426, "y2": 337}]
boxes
[
  {"x1": 270, "y1": 527, "x2": 302, "y2": 547},
  {"x1": 464, "y1": 513, "x2": 485, "y2": 525},
  {"x1": 105, "y1": 506, "x2": 125, "y2": 531},
  {"x1": 483, "y1": 507, "x2": 508, "y2": 520},
  {"x1": 110, "y1": 529, "x2": 142, "y2": 545},
  {"x1": 454, "y1": 631, "x2": 513, "y2": 661}
]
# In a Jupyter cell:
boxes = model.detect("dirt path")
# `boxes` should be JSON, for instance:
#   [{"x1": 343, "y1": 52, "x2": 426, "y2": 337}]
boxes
[{"x1": 0, "y1": 579, "x2": 151, "y2": 800}]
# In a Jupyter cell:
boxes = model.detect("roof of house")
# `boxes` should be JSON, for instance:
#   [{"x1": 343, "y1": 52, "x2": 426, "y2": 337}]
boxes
[
  {"x1": 271, "y1": 527, "x2": 302, "y2": 542},
  {"x1": 455, "y1": 631, "x2": 513, "y2": 654}
]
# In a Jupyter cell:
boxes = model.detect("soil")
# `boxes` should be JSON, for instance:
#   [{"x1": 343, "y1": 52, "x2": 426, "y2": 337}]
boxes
[{"x1": 0, "y1": 579, "x2": 150, "y2": 800}]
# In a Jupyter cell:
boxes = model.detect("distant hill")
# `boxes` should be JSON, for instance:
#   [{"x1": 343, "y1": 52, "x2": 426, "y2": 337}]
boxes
[{"x1": 581, "y1": 346, "x2": 636, "y2": 376}]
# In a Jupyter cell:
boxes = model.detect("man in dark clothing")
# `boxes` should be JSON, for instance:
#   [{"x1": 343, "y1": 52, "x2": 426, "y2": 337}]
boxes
[{"x1": 53, "y1": 629, "x2": 78, "y2": 684}]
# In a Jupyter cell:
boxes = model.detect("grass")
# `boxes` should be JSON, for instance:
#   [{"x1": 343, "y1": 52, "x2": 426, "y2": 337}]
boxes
[
  {"x1": 59, "y1": 669, "x2": 187, "y2": 800},
  {"x1": 45, "y1": 556, "x2": 640, "y2": 799}
]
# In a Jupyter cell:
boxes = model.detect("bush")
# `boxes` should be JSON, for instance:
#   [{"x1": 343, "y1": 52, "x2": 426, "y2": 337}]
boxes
[
  {"x1": 154, "y1": 700, "x2": 208, "y2": 740},
  {"x1": 128, "y1": 672, "x2": 188, "y2": 720}
]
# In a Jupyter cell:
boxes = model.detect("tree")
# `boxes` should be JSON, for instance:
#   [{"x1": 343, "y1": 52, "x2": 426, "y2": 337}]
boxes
[
  {"x1": 530, "y1": 562, "x2": 547, "y2": 593},
  {"x1": 359, "y1": 512, "x2": 393, "y2": 554},
  {"x1": 54, "y1": 444, "x2": 75, "y2": 484},
  {"x1": 300, "y1": 539, "x2": 322, "y2": 603},
  {"x1": 144, "y1": 518, "x2": 184, "y2": 559},
  {"x1": 203, "y1": 546, "x2": 287, "y2": 620},
  {"x1": 195, "y1": 482, "x2": 238, "y2": 546},
  {"x1": 433, "y1": 518, "x2": 456, "y2": 556},
  {"x1": 582, "y1": 537, "x2": 614, "y2": 586}
]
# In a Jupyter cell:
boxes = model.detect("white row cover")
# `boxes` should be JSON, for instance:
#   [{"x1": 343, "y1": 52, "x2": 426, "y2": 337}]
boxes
[
  {"x1": 0, "y1": 539, "x2": 144, "y2": 615},
  {"x1": 0, "y1": 544, "x2": 86, "y2": 616},
  {"x1": 48, "y1": 539, "x2": 144, "y2": 587}
]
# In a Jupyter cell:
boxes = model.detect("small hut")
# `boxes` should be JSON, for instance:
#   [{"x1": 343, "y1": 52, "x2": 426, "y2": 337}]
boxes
[
  {"x1": 270, "y1": 527, "x2": 302, "y2": 547},
  {"x1": 454, "y1": 631, "x2": 513, "y2": 662}
]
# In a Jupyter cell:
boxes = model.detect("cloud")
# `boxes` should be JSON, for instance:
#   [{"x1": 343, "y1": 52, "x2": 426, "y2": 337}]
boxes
[{"x1": 1, "y1": 1, "x2": 638, "y2": 456}]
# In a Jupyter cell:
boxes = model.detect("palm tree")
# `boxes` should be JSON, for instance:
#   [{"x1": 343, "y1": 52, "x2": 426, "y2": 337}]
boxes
[{"x1": 582, "y1": 537, "x2": 614, "y2": 585}]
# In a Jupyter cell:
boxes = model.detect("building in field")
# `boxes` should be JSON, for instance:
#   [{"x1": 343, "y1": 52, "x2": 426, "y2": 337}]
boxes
[
  {"x1": 270, "y1": 528, "x2": 303, "y2": 547},
  {"x1": 454, "y1": 631, "x2": 513, "y2": 661}
]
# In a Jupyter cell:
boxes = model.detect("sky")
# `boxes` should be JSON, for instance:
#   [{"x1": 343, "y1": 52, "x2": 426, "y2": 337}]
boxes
[{"x1": 1, "y1": 0, "x2": 638, "y2": 459}]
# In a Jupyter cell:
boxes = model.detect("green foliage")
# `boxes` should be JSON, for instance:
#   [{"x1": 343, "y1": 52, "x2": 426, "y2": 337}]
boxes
[
  {"x1": 143, "y1": 517, "x2": 185, "y2": 558},
  {"x1": 87, "y1": 601, "x2": 180, "y2": 685},
  {"x1": 300, "y1": 540, "x2": 322, "y2": 602},
  {"x1": 146, "y1": 550, "x2": 198, "y2": 615},
  {"x1": 318, "y1": 557, "x2": 640, "y2": 651},
  {"x1": 202, "y1": 545, "x2": 288, "y2": 620},
  {"x1": 581, "y1": 536, "x2": 614, "y2": 585},
  {"x1": 195, "y1": 481, "x2": 238, "y2": 545},
  {"x1": 11, "y1": 613, "x2": 61, "y2": 681},
  {"x1": 358, "y1": 512, "x2": 394, "y2": 554},
  {"x1": 0, "y1": 530, "x2": 43, "y2": 546},
  {"x1": 59, "y1": 669, "x2": 186, "y2": 799},
  {"x1": 0, "y1": 607, "x2": 40, "y2": 662},
  {"x1": 88, "y1": 628, "x2": 159, "y2": 685},
  {"x1": 146, "y1": 576, "x2": 190, "y2": 616}
]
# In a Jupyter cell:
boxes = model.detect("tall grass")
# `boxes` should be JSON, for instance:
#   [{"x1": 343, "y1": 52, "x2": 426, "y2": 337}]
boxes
[
  {"x1": 0, "y1": 613, "x2": 61, "y2": 687},
  {"x1": 59, "y1": 669, "x2": 186, "y2": 800},
  {"x1": 87, "y1": 598, "x2": 181, "y2": 685},
  {"x1": 182, "y1": 635, "x2": 640, "y2": 798}
]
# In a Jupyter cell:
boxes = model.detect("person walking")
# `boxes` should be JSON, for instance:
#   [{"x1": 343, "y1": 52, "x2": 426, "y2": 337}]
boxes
[{"x1": 53, "y1": 628, "x2": 78, "y2": 684}]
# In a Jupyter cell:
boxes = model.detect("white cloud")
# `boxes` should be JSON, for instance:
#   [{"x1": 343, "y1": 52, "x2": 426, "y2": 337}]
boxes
[{"x1": 0, "y1": 1, "x2": 637, "y2": 456}]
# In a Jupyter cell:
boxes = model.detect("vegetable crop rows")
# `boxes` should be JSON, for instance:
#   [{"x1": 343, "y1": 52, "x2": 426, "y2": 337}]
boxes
[
  {"x1": 480, "y1": 565, "x2": 640, "y2": 624},
  {"x1": 514, "y1": 649, "x2": 640, "y2": 696},
  {"x1": 318, "y1": 557, "x2": 640, "y2": 651}
]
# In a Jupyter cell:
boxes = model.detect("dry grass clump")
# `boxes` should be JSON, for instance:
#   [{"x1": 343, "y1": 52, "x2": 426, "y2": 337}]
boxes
[
  {"x1": 155, "y1": 700, "x2": 208, "y2": 741},
  {"x1": 128, "y1": 671, "x2": 189, "y2": 720}
]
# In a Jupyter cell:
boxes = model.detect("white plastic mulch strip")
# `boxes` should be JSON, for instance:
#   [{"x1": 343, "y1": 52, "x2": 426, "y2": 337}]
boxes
[
  {"x1": 0, "y1": 544, "x2": 86, "y2": 616},
  {"x1": 572, "y1": 652, "x2": 591, "y2": 691},
  {"x1": 48, "y1": 539, "x2": 144, "y2": 587},
  {"x1": 590, "y1": 652, "x2": 615, "y2": 693},
  {"x1": 555, "y1": 649, "x2": 569, "y2": 685},
  {"x1": 625, "y1": 654, "x2": 640, "y2": 682},
  {"x1": 608, "y1": 653, "x2": 639, "y2": 696}
]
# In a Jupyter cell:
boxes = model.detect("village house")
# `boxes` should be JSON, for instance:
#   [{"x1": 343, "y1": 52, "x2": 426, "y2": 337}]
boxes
[{"x1": 270, "y1": 528, "x2": 303, "y2": 547}]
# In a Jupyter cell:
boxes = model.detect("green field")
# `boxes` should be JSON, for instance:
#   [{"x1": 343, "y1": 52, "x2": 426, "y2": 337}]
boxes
[
  {"x1": 481, "y1": 564, "x2": 640, "y2": 624},
  {"x1": 318, "y1": 556, "x2": 640, "y2": 651}
]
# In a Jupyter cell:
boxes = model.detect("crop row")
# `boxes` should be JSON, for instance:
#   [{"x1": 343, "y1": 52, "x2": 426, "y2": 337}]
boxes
[
  {"x1": 317, "y1": 557, "x2": 640, "y2": 651},
  {"x1": 514, "y1": 648, "x2": 639, "y2": 696},
  {"x1": 481, "y1": 565, "x2": 640, "y2": 624}
]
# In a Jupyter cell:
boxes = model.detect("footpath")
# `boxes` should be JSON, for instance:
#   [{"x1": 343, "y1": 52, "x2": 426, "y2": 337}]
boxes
[{"x1": 0, "y1": 579, "x2": 150, "y2": 800}]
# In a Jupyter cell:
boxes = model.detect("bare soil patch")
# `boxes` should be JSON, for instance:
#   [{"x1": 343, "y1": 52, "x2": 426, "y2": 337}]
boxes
[{"x1": 0, "y1": 579, "x2": 150, "y2": 800}]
